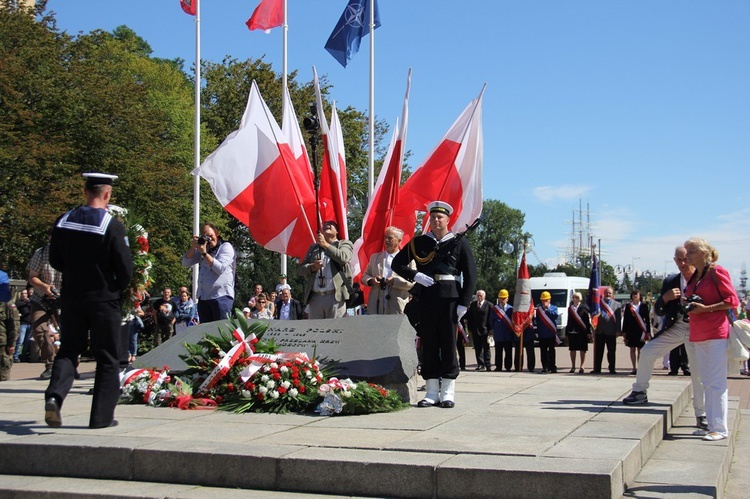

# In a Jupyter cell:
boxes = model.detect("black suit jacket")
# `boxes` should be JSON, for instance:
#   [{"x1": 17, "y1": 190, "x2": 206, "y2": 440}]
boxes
[
  {"x1": 654, "y1": 273, "x2": 681, "y2": 337},
  {"x1": 274, "y1": 298, "x2": 304, "y2": 320},
  {"x1": 466, "y1": 300, "x2": 491, "y2": 336}
]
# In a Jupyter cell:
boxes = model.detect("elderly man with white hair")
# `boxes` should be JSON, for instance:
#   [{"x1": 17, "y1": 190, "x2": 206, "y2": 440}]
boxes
[{"x1": 362, "y1": 226, "x2": 414, "y2": 315}]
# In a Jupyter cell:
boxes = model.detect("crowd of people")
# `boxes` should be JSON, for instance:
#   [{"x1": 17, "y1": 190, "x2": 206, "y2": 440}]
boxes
[{"x1": 0, "y1": 182, "x2": 746, "y2": 440}]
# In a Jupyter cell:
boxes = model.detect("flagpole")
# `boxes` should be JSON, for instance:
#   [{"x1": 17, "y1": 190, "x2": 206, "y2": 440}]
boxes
[
  {"x1": 280, "y1": 0, "x2": 289, "y2": 278},
  {"x1": 191, "y1": 0, "x2": 202, "y2": 299},
  {"x1": 367, "y1": 0, "x2": 375, "y2": 199}
]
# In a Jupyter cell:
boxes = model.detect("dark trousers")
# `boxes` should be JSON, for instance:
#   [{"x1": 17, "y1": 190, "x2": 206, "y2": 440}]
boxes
[
  {"x1": 669, "y1": 344, "x2": 689, "y2": 374},
  {"x1": 495, "y1": 341, "x2": 513, "y2": 371},
  {"x1": 471, "y1": 331, "x2": 491, "y2": 368},
  {"x1": 418, "y1": 298, "x2": 459, "y2": 380},
  {"x1": 514, "y1": 342, "x2": 536, "y2": 372},
  {"x1": 197, "y1": 295, "x2": 234, "y2": 323},
  {"x1": 456, "y1": 335, "x2": 466, "y2": 369},
  {"x1": 46, "y1": 298, "x2": 122, "y2": 428},
  {"x1": 538, "y1": 337, "x2": 557, "y2": 372},
  {"x1": 593, "y1": 334, "x2": 617, "y2": 372}
]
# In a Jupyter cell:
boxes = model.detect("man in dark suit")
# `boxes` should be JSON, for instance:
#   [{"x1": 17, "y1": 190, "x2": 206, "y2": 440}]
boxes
[
  {"x1": 274, "y1": 286, "x2": 304, "y2": 320},
  {"x1": 591, "y1": 287, "x2": 621, "y2": 374},
  {"x1": 465, "y1": 290, "x2": 491, "y2": 370},
  {"x1": 623, "y1": 246, "x2": 707, "y2": 429}
]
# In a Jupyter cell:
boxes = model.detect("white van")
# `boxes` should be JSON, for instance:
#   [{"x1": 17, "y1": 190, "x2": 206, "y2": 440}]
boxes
[{"x1": 528, "y1": 272, "x2": 590, "y2": 340}]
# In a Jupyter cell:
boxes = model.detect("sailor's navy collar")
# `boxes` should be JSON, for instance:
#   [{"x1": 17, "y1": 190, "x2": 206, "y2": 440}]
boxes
[{"x1": 56, "y1": 206, "x2": 113, "y2": 235}]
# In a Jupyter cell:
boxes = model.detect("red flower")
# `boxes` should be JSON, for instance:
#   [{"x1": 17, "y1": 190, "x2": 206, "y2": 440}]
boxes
[
  {"x1": 292, "y1": 379, "x2": 300, "y2": 387},
  {"x1": 278, "y1": 386, "x2": 287, "y2": 394},
  {"x1": 226, "y1": 383, "x2": 235, "y2": 392},
  {"x1": 257, "y1": 393, "x2": 265, "y2": 401},
  {"x1": 137, "y1": 235, "x2": 149, "y2": 253},
  {"x1": 215, "y1": 395, "x2": 223, "y2": 404},
  {"x1": 299, "y1": 385, "x2": 306, "y2": 393},
  {"x1": 273, "y1": 372, "x2": 281, "y2": 380}
]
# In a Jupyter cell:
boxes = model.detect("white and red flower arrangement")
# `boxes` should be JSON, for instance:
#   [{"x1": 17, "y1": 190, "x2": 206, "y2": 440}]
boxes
[
  {"x1": 107, "y1": 205, "x2": 155, "y2": 314},
  {"x1": 119, "y1": 310, "x2": 406, "y2": 416}
]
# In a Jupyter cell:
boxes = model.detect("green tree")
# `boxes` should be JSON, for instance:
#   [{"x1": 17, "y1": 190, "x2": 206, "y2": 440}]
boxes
[{"x1": 465, "y1": 199, "x2": 526, "y2": 295}]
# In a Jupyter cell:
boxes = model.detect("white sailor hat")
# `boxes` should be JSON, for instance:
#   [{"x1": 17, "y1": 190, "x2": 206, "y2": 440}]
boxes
[
  {"x1": 82, "y1": 172, "x2": 118, "y2": 188},
  {"x1": 427, "y1": 200, "x2": 453, "y2": 216}
]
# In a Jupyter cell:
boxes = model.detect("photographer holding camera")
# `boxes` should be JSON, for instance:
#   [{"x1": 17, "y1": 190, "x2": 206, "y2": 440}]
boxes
[
  {"x1": 182, "y1": 223, "x2": 235, "y2": 324},
  {"x1": 682, "y1": 237, "x2": 739, "y2": 442},
  {"x1": 362, "y1": 226, "x2": 414, "y2": 315}
]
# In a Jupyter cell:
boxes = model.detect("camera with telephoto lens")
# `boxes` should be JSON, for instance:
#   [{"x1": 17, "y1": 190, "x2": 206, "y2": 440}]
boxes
[
  {"x1": 197, "y1": 235, "x2": 208, "y2": 246},
  {"x1": 682, "y1": 294, "x2": 703, "y2": 314}
]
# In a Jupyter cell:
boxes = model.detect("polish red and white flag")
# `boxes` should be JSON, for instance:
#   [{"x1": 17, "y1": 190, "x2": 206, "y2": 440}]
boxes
[
  {"x1": 512, "y1": 250, "x2": 534, "y2": 336},
  {"x1": 194, "y1": 80, "x2": 316, "y2": 259},
  {"x1": 350, "y1": 70, "x2": 411, "y2": 282},
  {"x1": 313, "y1": 66, "x2": 348, "y2": 240},
  {"x1": 391, "y1": 85, "x2": 485, "y2": 245}
]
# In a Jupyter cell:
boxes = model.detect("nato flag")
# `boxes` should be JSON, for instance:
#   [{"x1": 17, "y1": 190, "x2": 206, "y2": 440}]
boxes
[{"x1": 325, "y1": 0, "x2": 381, "y2": 68}]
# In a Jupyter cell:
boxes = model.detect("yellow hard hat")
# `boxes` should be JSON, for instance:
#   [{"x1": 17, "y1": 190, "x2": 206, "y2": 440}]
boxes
[
  {"x1": 498, "y1": 289, "x2": 509, "y2": 299},
  {"x1": 540, "y1": 291, "x2": 551, "y2": 300}
]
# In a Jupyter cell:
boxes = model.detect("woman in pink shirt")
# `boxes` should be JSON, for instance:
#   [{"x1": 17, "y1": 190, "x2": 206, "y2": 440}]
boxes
[{"x1": 684, "y1": 237, "x2": 739, "y2": 441}]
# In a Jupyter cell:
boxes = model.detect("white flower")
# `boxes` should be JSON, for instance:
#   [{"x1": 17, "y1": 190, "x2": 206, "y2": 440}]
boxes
[
  {"x1": 342, "y1": 390, "x2": 352, "y2": 398},
  {"x1": 289, "y1": 388, "x2": 299, "y2": 398},
  {"x1": 261, "y1": 374, "x2": 269, "y2": 382},
  {"x1": 270, "y1": 362, "x2": 279, "y2": 370},
  {"x1": 270, "y1": 390, "x2": 280, "y2": 399},
  {"x1": 241, "y1": 390, "x2": 252, "y2": 398},
  {"x1": 318, "y1": 384, "x2": 331, "y2": 396},
  {"x1": 280, "y1": 366, "x2": 289, "y2": 373},
  {"x1": 305, "y1": 370, "x2": 312, "y2": 378},
  {"x1": 259, "y1": 386, "x2": 268, "y2": 394},
  {"x1": 281, "y1": 380, "x2": 291, "y2": 389},
  {"x1": 266, "y1": 380, "x2": 276, "y2": 389}
]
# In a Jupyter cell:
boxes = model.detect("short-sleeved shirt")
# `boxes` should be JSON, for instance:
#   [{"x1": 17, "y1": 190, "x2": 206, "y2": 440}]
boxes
[{"x1": 28, "y1": 245, "x2": 62, "y2": 306}]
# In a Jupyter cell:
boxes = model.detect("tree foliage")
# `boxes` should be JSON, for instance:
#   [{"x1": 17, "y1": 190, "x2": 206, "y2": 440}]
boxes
[{"x1": 464, "y1": 200, "x2": 526, "y2": 296}]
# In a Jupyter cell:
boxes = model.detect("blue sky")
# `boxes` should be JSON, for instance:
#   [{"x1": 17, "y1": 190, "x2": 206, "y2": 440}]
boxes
[{"x1": 46, "y1": 1, "x2": 750, "y2": 287}]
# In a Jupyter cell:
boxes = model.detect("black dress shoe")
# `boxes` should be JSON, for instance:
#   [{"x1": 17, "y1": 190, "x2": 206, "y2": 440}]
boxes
[
  {"x1": 417, "y1": 399, "x2": 438, "y2": 408},
  {"x1": 44, "y1": 397, "x2": 62, "y2": 428},
  {"x1": 440, "y1": 400, "x2": 455, "y2": 408},
  {"x1": 39, "y1": 367, "x2": 53, "y2": 380}
]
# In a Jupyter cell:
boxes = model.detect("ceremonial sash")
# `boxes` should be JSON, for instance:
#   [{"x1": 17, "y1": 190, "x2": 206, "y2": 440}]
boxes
[
  {"x1": 601, "y1": 300, "x2": 616, "y2": 321},
  {"x1": 629, "y1": 303, "x2": 648, "y2": 340},
  {"x1": 569, "y1": 305, "x2": 586, "y2": 331},
  {"x1": 537, "y1": 306, "x2": 557, "y2": 333},
  {"x1": 492, "y1": 304, "x2": 514, "y2": 329}
]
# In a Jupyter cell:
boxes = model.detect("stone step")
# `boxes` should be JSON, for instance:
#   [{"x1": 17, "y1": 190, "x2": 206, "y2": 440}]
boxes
[
  {"x1": 0, "y1": 474, "x2": 352, "y2": 498},
  {"x1": 622, "y1": 399, "x2": 740, "y2": 498}
]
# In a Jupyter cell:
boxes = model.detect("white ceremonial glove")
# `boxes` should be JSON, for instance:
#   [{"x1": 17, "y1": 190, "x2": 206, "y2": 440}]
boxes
[
  {"x1": 414, "y1": 272, "x2": 435, "y2": 287},
  {"x1": 456, "y1": 305, "x2": 468, "y2": 322}
]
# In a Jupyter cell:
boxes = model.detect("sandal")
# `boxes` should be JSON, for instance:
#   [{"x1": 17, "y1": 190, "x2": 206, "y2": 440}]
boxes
[
  {"x1": 569, "y1": 368, "x2": 575, "y2": 373},
  {"x1": 578, "y1": 368, "x2": 584, "y2": 374}
]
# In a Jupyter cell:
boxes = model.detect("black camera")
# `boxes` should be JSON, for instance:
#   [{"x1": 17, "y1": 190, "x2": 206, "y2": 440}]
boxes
[
  {"x1": 378, "y1": 277, "x2": 388, "y2": 290},
  {"x1": 682, "y1": 295, "x2": 703, "y2": 313},
  {"x1": 197, "y1": 235, "x2": 208, "y2": 246}
]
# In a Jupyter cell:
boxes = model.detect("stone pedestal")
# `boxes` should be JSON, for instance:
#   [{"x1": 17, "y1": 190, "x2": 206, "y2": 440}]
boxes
[{"x1": 136, "y1": 315, "x2": 420, "y2": 403}]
